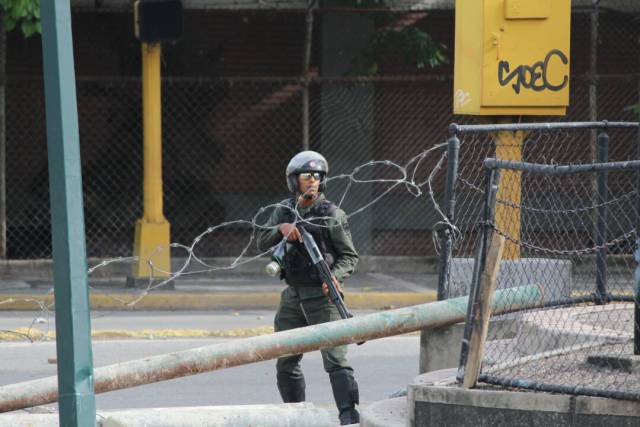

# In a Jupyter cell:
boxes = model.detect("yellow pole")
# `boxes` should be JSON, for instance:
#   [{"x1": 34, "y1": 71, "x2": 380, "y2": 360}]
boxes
[
  {"x1": 132, "y1": 43, "x2": 170, "y2": 279},
  {"x1": 494, "y1": 128, "x2": 524, "y2": 260},
  {"x1": 142, "y1": 43, "x2": 164, "y2": 223}
]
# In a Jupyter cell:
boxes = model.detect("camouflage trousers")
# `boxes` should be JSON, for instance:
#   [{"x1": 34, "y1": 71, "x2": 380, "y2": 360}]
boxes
[{"x1": 274, "y1": 286, "x2": 352, "y2": 377}]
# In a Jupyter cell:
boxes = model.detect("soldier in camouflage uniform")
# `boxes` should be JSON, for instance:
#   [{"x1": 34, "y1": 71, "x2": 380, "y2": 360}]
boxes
[{"x1": 257, "y1": 151, "x2": 360, "y2": 425}]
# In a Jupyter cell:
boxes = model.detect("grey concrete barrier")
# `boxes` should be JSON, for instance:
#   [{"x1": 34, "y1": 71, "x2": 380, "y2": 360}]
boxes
[{"x1": 0, "y1": 403, "x2": 333, "y2": 427}]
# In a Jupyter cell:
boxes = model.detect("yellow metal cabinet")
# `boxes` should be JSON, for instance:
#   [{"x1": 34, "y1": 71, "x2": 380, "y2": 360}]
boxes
[{"x1": 454, "y1": 0, "x2": 571, "y2": 115}]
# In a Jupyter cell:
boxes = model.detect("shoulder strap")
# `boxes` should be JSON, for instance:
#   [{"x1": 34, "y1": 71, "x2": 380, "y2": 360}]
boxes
[
  {"x1": 311, "y1": 200, "x2": 338, "y2": 218},
  {"x1": 310, "y1": 201, "x2": 339, "y2": 249},
  {"x1": 281, "y1": 197, "x2": 297, "y2": 223}
]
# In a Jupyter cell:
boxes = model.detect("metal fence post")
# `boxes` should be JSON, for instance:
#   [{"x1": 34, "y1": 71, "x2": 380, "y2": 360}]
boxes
[
  {"x1": 437, "y1": 130, "x2": 460, "y2": 301},
  {"x1": 457, "y1": 165, "x2": 500, "y2": 382},
  {"x1": 595, "y1": 129, "x2": 610, "y2": 304},
  {"x1": 635, "y1": 125, "x2": 640, "y2": 355},
  {"x1": 0, "y1": 15, "x2": 5, "y2": 259},
  {"x1": 301, "y1": 1, "x2": 314, "y2": 151},
  {"x1": 635, "y1": 226, "x2": 640, "y2": 355},
  {"x1": 40, "y1": 1, "x2": 96, "y2": 425}
]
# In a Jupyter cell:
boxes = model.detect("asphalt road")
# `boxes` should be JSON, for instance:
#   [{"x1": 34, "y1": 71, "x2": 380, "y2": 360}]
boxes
[
  {"x1": 0, "y1": 310, "x2": 278, "y2": 333},
  {"x1": 0, "y1": 311, "x2": 420, "y2": 417}
]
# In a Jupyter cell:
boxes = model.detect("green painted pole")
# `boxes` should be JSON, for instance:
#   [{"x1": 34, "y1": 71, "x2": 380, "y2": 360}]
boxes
[{"x1": 40, "y1": 1, "x2": 96, "y2": 426}]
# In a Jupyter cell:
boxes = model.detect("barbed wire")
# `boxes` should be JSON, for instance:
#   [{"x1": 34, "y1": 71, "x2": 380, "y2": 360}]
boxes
[
  {"x1": 0, "y1": 142, "x2": 455, "y2": 340},
  {"x1": 4, "y1": 128, "x2": 639, "y2": 343},
  {"x1": 486, "y1": 221, "x2": 637, "y2": 256},
  {"x1": 461, "y1": 176, "x2": 639, "y2": 216},
  {"x1": 494, "y1": 191, "x2": 638, "y2": 215}
]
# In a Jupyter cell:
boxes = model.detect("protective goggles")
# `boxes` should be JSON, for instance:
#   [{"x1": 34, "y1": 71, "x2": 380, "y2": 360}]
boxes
[{"x1": 298, "y1": 172, "x2": 323, "y2": 181}]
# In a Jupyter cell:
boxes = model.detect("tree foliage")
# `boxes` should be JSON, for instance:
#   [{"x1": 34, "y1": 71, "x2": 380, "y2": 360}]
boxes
[
  {"x1": 355, "y1": 26, "x2": 448, "y2": 75},
  {"x1": 627, "y1": 103, "x2": 640, "y2": 120},
  {"x1": 0, "y1": 0, "x2": 41, "y2": 37},
  {"x1": 350, "y1": 12, "x2": 448, "y2": 76},
  {"x1": 322, "y1": 1, "x2": 448, "y2": 75}
]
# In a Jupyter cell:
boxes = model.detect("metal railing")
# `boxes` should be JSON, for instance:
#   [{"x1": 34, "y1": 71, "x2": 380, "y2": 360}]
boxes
[
  {"x1": 438, "y1": 121, "x2": 640, "y2": 300},
  {"x1": 447, "y1": 124, "x2": 640, "y2": 399}
]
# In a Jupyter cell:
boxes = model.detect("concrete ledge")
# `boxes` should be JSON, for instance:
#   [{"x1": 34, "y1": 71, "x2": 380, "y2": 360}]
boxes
[
  {"x1": 586, "y1": 355, "x2": 640, "y2": 374},
  {"x1": 408, "y1": 369, "x2": 640, "y2": 427},
  {"x1": 407, "y1": 369, "x2": 458, "y2": 427},
  {"x1": 450, "y1": 257, "x2": 572, "y2": 302},
  {"x1": 419, "y1": 317, "x2": 520, "y2": 374},
  {"x1": 360, "y1": 397, "x2": 406, "y2": 427},
  {"x1": 0, "y1": 414, "x2": 57, "y2": 427},
  {"x1": 0, "y1": 403, "x2": 333, "y2": 427},
  {"x1": 101, "y1": 403, "x2": 333, "y2": 427},
  {"x1": 514, "y1": 305, "x2": 630, "y2": 356},
  {"x1": 420, "y1": 323, "x2": 465, "y2": 374},
  {"x1": 575, "y1": 394, "x2": 640, "y2": 418}
]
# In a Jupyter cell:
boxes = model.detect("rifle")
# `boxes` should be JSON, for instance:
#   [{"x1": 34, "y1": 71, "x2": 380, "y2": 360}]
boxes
[
  {"x1": 300, "y1": 227, "x2": 364, "y2": 345},
  {"x1": 299, "y1": 227, "x2": 353, "y2": 320}
]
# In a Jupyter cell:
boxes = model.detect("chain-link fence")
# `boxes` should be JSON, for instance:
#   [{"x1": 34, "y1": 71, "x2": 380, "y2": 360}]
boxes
[
  {"x1": 6, "y1": 76, "x2": 454, "y2": 259},
  {"x1": 440, "y1": 122, "x2": 640, "y2": 299},
  {"x1": 450, "y1": 122, "x2": 640, "y2": 399},
  {"x1": 4, "y1": 4, "x2": 640, "y2": 260}
]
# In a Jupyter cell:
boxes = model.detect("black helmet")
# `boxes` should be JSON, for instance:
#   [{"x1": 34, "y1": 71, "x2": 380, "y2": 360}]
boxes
[{"x1": 285, "y1": 151, "x2": 329, "y2": 193}]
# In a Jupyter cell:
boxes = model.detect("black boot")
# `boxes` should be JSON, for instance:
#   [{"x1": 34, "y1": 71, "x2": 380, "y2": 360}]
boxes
[
  {"x1": 277, "y1": 373, "x2": 306, "y2": 403},
  {"x1": 329, "y1": 368, "x2": 360, "y2": 425}
]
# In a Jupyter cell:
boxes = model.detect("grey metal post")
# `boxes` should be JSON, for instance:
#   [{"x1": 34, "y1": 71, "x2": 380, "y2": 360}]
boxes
[
  {"x1": 437, "y1": 133, "x2": 460, "y2": 300},
  {"x1": 0, "y1": 15, "x2": 6, "y2": 258},
  {"x1": 457, "y1": 166, "x2": 500, "y2": 382},
  {"x1": 301, "y1": 1, "x2": 314, "y2": 151},
  {"x1": 588, "y1": 0, "x2": 600, "y2": 129},
  {"x1": 595, "y1": 130, "x2": 609, "y2": 304},
  {"x1": 40, "y1": 1, "x2": 96, "y2": 425},
  {"x1": 635, "y1": 126, "x2": 640, "y2": 355}
]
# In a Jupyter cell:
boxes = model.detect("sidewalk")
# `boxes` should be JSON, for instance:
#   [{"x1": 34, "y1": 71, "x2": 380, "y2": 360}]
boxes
[{"x1": 0, "y1": 257, "x2": 440, "y2": 311}]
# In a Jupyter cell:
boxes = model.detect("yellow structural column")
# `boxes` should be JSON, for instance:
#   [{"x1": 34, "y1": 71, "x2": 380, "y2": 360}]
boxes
[
  {"x1": 132, "y1": 43, "x2": 171, "y2": 278},
  {"x1": 494, "y1": 129, "x2": 525, "y2": 260}
]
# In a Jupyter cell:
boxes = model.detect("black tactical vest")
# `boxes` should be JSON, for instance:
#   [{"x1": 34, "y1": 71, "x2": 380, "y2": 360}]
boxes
[{"x1": 282, "y1": 198, "x2": 337, "y2": 287}]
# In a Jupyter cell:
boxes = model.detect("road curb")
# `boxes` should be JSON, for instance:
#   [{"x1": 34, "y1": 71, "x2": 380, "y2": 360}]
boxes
[
  {"x1": 0, "y1": 291, "x2": 437, "y2": 311},
  {"x1": 0, "y1": 403, "x2": 334, "y2": 427}
]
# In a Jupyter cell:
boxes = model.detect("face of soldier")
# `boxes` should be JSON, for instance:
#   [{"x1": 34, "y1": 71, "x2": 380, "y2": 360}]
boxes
[{"x1": 297, "y1": 172, "x2": 322, "y2": 200}]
